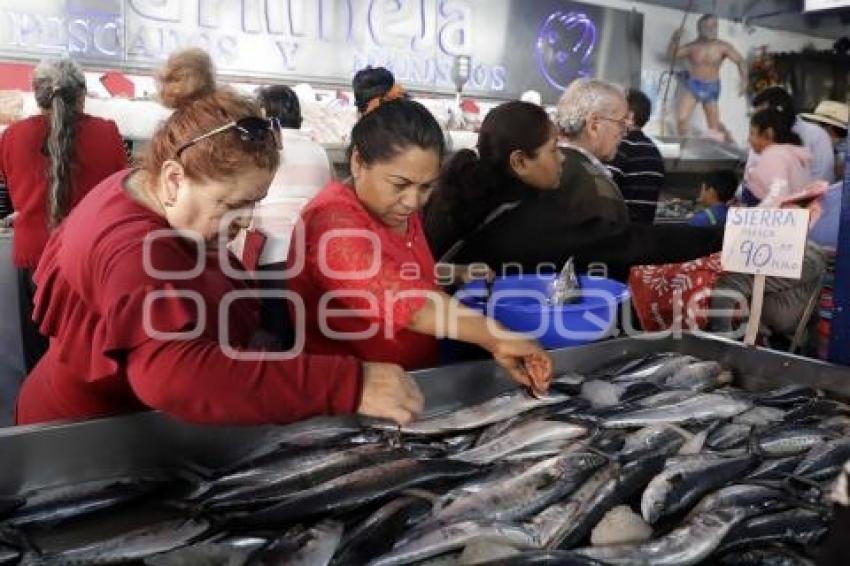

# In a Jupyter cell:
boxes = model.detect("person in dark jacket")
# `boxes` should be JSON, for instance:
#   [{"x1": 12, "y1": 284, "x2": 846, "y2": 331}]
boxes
[
  {"x1": 428, "y1": 78, "x2": 724, "y2": 281},
  {"x1": 607, "y1": 89, "x2": 665, "y2": 224}
]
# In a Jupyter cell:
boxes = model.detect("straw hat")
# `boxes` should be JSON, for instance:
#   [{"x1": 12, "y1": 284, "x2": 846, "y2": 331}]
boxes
[{"x1": 801, "y1": 100, "x2": 849, "y2": 130}]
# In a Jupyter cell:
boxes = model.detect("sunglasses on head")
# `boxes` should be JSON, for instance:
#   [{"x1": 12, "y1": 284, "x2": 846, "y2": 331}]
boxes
[{"x1": 174, "y1": 116, "x2": 282, "y2": 159}]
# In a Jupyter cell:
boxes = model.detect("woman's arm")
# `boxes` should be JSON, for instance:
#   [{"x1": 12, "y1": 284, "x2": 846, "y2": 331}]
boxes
[{"x1": 406, "y1": 290, "x2": 552, "y2": 392}]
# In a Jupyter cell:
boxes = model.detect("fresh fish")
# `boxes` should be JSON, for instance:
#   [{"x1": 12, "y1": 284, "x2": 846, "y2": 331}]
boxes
[
  {"x1": 687, "y1": 484, "x2": 788, "y2": 518},
  {"x1": 202, "y1": 445, "x2": 427, "y2": 511},
  {"x1": 602, "y1": 393, "x2": 752, "y2": 428},
  {"x1": 470, "y1": 550, "x2": 602, "y2": 565},
  {"x1": 536, "y1": 456, "x2": 666, "y2": 549},
  {"x1": 619, "y1": 426, "x2": 688, "y2": 462},
  {"x1": 707, "y1": 423, "x2": 753, "y2": 451},
  {"x1": 368, "y1": 521, "x2": 538, "y2": 566},
  {"x1": 641, "y1": 454, "x2": 759, "y2": 524},
  {"x1": 793, "y1": 437, "x2": 850, "y2": 481},
  {"x1": 608, "y1": 354, "x2": 697, "y2": 385},
  {"x1": 747, "y1": 456, "x2": 805, "y2": 480},
  {"x1": 229, "y1": 458, "x2": 479, "y2": 526},
  {"x1": 733, "y1": 406, "x2": 787, "y2": 426},
  {"x1": 333, "y1": 496, "x2": 432, "y2": 565},
  {"x1": 589, "y1": 352, "x2": 678, "y2": 378},
  {"x1": 574, "y1": 507, "x2": 752, "y2": 566},
  {"x1": 6, "y1": 476, "x2": 173, "y2": 529},
  {"x1": 579, "y1": 380, "x2": 659, "y2": 408},
  {"x1": 755, "y1": 425, "x2": 838, "y2": 457},
  {"x1": 37, "y1": 518, "x2": 209, "y2": 565},
  {"x1": 783, "y1": 399, "x2": 844, "y2": 424},
  {"x1": 451, "y1": 420, "x2": 586, "y2": 465},
  {"x1": 664, "y1": 361, "x2": 732, "y2": 392},
  {"x1": 634, "y1": 390, "x2": 698, "y2": 408},
  {"x1": 717, "y1": 509, "x2": 829, "y2": 553},
  {"x1": 818, "y1": 415, "x2": 850, "y2": 434},
  {"x1": 255, "y1": 520, "x2": 343, "y2": 566},
  {"x1": 390, "y1": 390, "x2": 572, "y2": 436},
  {"x1": 754, "y1": 385, "x2": 821, "y2": 408},
  {"x1": 424, "y1": 452, "x2": 605, "y2": 528},
  {"x1": 473, "y1": 399, "x2": 590, "y2": 448},
  {"x1": 145, "y1": 537, "x2": 266, "y2": 566}
]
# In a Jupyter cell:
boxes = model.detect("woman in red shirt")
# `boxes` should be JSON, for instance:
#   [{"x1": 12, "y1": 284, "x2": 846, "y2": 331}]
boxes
[
  {"x1": 0, "y1": 59, "x2": 127, "y2": 371},
  {"x1": 16, "y1": 48, "x2": 422, "y2": 427},
  {"x1": 287, "y1": 93, "x2": 553, "y2": 392}
]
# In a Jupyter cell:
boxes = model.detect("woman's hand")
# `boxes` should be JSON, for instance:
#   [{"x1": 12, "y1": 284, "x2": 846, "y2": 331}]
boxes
[
  {"x1": 358, "y1": 362, "x2": 424, "y2": 425},
  {"x1": 489, "y1": 332, "x2": 553, "y2": 395}
]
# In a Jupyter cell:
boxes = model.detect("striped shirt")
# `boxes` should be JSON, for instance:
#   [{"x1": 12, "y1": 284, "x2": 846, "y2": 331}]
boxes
[{"x1": 607, "y1": 130, "x2": 665, "y2": 224}]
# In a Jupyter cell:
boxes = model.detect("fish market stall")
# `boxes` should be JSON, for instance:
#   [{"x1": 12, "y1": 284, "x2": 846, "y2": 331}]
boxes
[{"x1": 1, "y1": 334, "x2": 849, "y2": 564}]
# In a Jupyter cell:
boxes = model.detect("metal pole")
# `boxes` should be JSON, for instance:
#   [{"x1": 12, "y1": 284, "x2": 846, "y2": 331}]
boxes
[{"x1": 829, "y1": 123, "x2": 850, "y2": 365}]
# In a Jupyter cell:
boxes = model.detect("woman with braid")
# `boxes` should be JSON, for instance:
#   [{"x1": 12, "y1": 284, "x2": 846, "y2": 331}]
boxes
[{"x1": 0, "y1": 59, "x2": 127, "y2": 371}]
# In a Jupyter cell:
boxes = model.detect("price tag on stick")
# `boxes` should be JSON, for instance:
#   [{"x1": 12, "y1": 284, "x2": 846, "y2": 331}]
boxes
[{"x1": 720, "y1": 207, "x2": 811, "y2": 346}]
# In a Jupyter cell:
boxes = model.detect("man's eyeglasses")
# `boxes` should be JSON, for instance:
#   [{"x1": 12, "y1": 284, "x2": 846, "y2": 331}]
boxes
[{"x1": 174, "y1": 117, "x2": 282, "y2": 159}]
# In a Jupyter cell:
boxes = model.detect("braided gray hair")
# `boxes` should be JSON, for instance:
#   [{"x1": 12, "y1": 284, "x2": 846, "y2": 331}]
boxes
[
  {"x1": 32, "y1": 58, "x2": 87, "y2": 227},
  {"x1": 556, "y1": 78, "x2": 624, "y2": 137}
]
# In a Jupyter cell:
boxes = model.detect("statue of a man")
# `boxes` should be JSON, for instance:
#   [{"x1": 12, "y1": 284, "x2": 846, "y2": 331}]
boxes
[{"x1": 668, "y1": 14, "x2": 746, "y2": 141}]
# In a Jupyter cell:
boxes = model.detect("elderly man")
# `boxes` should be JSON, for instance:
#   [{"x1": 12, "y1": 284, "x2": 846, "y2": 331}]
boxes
[{"x1": 425, "y1": 78, "x2": 724, "y2": 282}]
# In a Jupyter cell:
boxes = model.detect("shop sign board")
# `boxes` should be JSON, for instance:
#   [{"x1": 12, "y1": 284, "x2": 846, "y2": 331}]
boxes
[
  {"x1": 721, "y1": 207, "x2": 811, "y2": 279},
  {"x1": 0, "y1": 0, "x2": 642, "y2": 100}
]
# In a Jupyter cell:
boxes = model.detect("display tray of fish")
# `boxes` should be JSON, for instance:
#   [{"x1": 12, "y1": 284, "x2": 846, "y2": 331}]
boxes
[{"x1": 2, "y1": 350, "x2": 848, "y2": 565}]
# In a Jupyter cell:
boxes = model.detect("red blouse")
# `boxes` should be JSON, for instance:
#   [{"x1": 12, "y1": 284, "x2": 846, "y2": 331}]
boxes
[
  {"x1": 0, "y1": 114, "x2": 127, "y2": 268},
  {"x1": 287, "y1": 181, "x2": 439, "y2": 370},
  {"x1": 15, "y1": 170, "x2": 362, "y2": 426}
]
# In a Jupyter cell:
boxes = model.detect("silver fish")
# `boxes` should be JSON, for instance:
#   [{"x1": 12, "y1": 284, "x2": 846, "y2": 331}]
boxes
[
  {"x1": 145, "y1": 537, "x2": 266, "y2": 566},
  {"x1": 535, "y1": 456, "x2": 667, "y2": 549},
  {"x1": 756, "y1": 425, "x2": 838, "y2": 457},
  {"x1": 452, "y1": 420, "x2": 586, "y2": 465},
  {"x1": 794, "y1": 437, "x2": 850, "y2": 481},
  {"x1": 602, "y1": 393, "x2": 752, "y2": 429},
  {"x1": 746, "y1": 455, "x2": 805, "y2": 480},
  {"x1": 732, "y1": 406, "x2": 786, "y2": 426},
  {"x1": 39, "y1": 518, "x2": 210, "y2": 565},
  {"x1": 686, "y1": 483, "x2": 787, "y2": 519},
  {"x1": 232, "y1": 458, "x2": 479, "y2": 526},
  {"x1": 368, "y1": 521, "x2": 538, "y2": 566},
  {"x1": 717, "y1": 508, "x2": 829, "y2": 554},
  {"x1": 706, "y1": 423, "x2": 753, "y2": 451},
  {"x1": 394, "y1": 390, "x2": 572, "y2": 436},
  {"x1": 259, "y1": 520, "x2": 343, "y2": 566},
  {"x1": 426, "y1": 452, "x2": 605, "y2": 527},
  {"x1": 574, "y1": 507, "x2": 751, "y2": 566},
  {"x1": 619, "y1": 426, "x2": 688, "y2": 462},
  {"x1": 641, "y1": 454, "x2": 759, "y2": 524},
  {"x1": 664, "y1": 361, "x2": 732, "y2": 392},
  {"x1": 610, "y1": 354, "x2": 699, "y2": 385}
]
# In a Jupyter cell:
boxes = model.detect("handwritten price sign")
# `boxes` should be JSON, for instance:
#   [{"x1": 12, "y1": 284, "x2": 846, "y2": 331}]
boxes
[{"x1": 721, "y1": 208, "x2": 810, "y2": 279}]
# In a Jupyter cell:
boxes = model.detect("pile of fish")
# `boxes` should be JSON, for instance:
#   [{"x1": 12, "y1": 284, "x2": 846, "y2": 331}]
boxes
[{"x1": 1, "y1": 351, "x2": 848, "y2": 565}]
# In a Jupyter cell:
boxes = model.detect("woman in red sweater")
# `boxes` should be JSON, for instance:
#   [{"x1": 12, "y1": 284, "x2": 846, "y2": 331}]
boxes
[
  {"x1": 287, "y1": 92, "x2": 553, "y2": 391},
  {"x1": 0, "y1": 59, "x2": 127, "y2": 372},
  {"x1": 15, "y1": 48, "x2": 421, "y2": 427}
]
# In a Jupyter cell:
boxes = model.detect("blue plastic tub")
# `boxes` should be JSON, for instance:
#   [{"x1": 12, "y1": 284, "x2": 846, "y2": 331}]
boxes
[{"x1": 457, "y1": 274, "x2": 630, "y2": 349}]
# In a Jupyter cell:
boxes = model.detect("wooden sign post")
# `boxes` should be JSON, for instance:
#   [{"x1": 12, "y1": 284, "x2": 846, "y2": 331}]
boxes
[{"x1": 720, "y1": 208, "x2": 811, "y2": 346}]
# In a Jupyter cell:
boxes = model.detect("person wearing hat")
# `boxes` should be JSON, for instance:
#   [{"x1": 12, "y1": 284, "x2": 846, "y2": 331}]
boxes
[{"x1": 802, "y1": 100, "x2": 849, "y2": 181}]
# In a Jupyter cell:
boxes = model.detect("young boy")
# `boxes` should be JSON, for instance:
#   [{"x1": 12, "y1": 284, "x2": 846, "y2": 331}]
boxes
[{"x1": 689, "y1": 170, "x2": 738, "y2": 227}]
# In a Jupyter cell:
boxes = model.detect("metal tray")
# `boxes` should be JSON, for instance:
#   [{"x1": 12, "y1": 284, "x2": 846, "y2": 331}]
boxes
[{"x1": 2, "y1": 333, "x2": 849, "y2": 496}]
